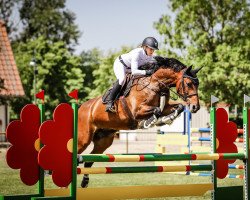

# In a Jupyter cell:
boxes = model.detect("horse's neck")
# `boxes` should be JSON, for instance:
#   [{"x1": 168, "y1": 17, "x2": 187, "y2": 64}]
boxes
[
  {"x1": 129, "y1": 68, "x2": 179, "y2": 95},
  {"x1": 152, "y1": 68, "x2": 180, "y2": 86}
]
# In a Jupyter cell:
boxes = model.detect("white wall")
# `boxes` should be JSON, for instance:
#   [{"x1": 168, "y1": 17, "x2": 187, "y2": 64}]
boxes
[
  {"x1": 0, "y1": 105, "x2": 6, "y2": 132},
  {"x1": 160, "y1": 112, "x2": 185, "y2": 133},
  {"x1": 190, "y1": 106, "x2": 210, "y2": 128}
]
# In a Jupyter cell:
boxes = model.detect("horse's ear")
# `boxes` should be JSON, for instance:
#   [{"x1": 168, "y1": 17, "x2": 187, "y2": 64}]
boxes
[
  {"x1": 191, "y1": 66, "x2": 203, "y2": 75},
  {"x1": 185, "y1": 65, "x2": 193, "y2": 74}
]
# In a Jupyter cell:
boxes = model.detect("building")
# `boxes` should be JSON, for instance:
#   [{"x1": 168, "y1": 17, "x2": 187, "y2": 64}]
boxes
[{"x1": 0, "y1": 20, "x2": 25, "y2": 135}]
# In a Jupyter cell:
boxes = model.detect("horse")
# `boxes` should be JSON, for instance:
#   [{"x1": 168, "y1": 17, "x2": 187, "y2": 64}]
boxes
[{"x1": 77, "y1": 56, "x2": 202, "y2": 187}]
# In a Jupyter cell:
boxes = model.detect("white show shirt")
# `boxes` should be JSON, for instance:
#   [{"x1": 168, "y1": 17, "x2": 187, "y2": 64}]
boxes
[
  {"x1": 120, "y1": 48, "x2": 155, "y2": 75},
  {"x1": 113, "y1": 48, "x2": 155, "y2": 85}
]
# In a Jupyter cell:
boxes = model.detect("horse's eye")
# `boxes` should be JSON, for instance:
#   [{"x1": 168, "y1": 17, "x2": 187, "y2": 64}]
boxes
[{"x1": 187, "y1": 82, "x2": 193, "y2": 87}]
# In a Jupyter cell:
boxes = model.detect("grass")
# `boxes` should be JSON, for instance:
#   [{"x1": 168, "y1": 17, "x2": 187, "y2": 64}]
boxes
[{"x1": 0, "y1": 149, "x2": 244, "y2": 200}]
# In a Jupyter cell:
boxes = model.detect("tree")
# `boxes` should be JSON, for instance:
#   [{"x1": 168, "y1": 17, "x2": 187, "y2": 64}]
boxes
[
  {"x1": 11, "y1": 37, "x2": 84, "y2": 117},
  {"x1": 89, "y1": 46, "x2": 132, "y2": 98},
  {"x1": 3, "y1": 0, "x2": 83, "y2": 117},
  {"x1": 17, "y1": 0, "x2": 80, "y2": 49},
  {"x1": 154, "y1": 0, "x2": 250, "y2": 105},
  {"x1": 0, "y1": 0, "x2": 17, "y2": 35},
  {"x1": 79, "y1": 48, "x2": 101, "y2": 101}
]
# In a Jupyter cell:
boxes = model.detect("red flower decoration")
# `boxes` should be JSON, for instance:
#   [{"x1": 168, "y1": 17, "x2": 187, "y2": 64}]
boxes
[
  {"x1": 38, "y1": 103, "x2": 73, "y2": 187},
  {"x1": 216, "y1": 108, "x2": 238, "y2": 179},
  {"x1": 6, "y1": 104, "x2": 40, "y2": 185}
]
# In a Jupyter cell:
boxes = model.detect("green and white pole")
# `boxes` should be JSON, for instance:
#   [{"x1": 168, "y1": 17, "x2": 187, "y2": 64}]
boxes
[
  {"x1": 210, "y1": 95, "x2": 218, "y2": 200},
  {"x1": 38, "y1": 104, "x2": 45, "y2": 197},
  {"x1": 243, "y1": 94, "x2": 250, "y2": 200},
  {"x1": 71, "y1": 103, "x2": 78, "y2": 200},
  {"x1": 210, "y1": 106, "x2": 216, "y2": 200}
]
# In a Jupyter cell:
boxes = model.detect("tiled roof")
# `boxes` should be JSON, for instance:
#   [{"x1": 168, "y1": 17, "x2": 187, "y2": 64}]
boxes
[{"x1": 0, "y1": 20, "x2": 24, "y2": 97}]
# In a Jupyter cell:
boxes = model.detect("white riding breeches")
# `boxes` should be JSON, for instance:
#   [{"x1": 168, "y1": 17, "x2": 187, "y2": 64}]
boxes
[{"x1": 113, "y1": 58, "x2": 126, "y2": 85}]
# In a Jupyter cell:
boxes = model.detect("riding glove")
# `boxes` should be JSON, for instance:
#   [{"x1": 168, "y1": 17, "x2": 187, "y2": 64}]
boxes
[{"x1": 146, "y1": 69, "x2": 154, "y2": 76}]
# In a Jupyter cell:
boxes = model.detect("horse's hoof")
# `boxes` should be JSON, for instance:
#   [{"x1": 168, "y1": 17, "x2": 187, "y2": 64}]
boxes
[
  {"x1": 81, "y1": 181, "x2": 89, "y2": 188},
  {"x1": 81, "y1": 177, "x2": 89, "y2": 188}
]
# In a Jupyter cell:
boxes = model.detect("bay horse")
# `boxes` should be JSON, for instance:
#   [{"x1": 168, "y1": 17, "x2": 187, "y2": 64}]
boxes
[{"x1": 78, "y1": 56, "x2": 201, "y2": 187}]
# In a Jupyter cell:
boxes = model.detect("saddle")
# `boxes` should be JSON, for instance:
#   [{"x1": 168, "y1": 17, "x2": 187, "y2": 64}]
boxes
[
  {"x1": 102, "y1": 74, "x2": 134, "y2": 104},
  {"x1": 102, "y1": 60, "x2": 159, "y2": 104}
]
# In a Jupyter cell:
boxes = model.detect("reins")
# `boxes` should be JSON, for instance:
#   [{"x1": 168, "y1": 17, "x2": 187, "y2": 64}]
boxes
[
  {"x1": 125, "y1": 65, "x2": 199, "y2": 102},
  {"x1": 148, "y1": 69, "x2": 199, "y2": 101}
]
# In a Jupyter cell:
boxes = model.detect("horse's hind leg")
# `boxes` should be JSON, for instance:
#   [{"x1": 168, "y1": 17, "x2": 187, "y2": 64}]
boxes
[{"x1": 81, "y1": 130, "x2": 116, "y2": 188}]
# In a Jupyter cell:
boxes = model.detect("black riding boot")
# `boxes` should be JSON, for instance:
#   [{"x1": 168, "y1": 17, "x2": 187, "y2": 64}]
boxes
[{"x1": 105, "y1": 82, "x2": 122, "y2": 113}]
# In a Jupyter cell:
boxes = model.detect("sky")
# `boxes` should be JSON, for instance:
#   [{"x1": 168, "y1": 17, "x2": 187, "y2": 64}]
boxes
[{"x1": 66, "y1": 0, "x2": 169, "y2": 54}]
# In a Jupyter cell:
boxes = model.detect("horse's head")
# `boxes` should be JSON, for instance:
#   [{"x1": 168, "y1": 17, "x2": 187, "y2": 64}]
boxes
[
  {"x1": 176, "y1": 65, "x2": 201, "y2": 113},
  {"x1": 143, "y1": 57, "x2": 201, "y2": 113}
]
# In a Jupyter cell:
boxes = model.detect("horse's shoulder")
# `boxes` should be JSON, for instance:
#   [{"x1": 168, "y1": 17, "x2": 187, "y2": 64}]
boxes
[{"x1": 79, "y1": 97, "x2": 99, "y2": 110}]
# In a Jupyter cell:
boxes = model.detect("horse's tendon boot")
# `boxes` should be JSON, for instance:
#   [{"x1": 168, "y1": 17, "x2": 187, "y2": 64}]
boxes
[
  {"x1": 161, "y1": 110, "x2": 178, "y2": 125},
  {"x1": 143, "y1": 115, "x2": 158, "y2": 128}
]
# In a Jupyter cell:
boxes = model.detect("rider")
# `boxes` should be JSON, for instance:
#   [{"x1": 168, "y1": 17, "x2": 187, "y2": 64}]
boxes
[{"x1": 105, "y1": 36, "x2": 159, "y2": 113}]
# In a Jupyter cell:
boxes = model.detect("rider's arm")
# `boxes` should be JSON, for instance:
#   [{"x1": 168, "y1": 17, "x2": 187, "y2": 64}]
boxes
[{"x1": 131, "y1": 52, "x2": 146, "y2": 76}]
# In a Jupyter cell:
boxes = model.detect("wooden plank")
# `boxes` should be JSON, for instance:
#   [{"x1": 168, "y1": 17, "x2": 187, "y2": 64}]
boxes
[
  {"x1": 156, "y1": 134, "x2": 188, "y2": 145},
  {"x1": 45, "y1": 183, "x2": 213, "y2": 200}
]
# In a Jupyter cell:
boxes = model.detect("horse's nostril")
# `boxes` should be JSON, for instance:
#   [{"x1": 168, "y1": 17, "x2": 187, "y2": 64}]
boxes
[
  {"x1": 189, "y1": 104, "x2": 198, "y2": 113},
  {"x1": 191, "y1": 104, "x2": 200, "y2": 113}
]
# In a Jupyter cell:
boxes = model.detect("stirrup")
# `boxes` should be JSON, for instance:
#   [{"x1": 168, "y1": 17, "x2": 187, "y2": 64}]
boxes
[{"x1": 105, "y1": 104, "x2": 116, "y2": 113}]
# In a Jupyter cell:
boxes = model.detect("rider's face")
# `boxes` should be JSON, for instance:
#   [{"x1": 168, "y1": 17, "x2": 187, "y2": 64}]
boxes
[{"x1": 145, "y1": 46, "x2": 155, "y2": 56}]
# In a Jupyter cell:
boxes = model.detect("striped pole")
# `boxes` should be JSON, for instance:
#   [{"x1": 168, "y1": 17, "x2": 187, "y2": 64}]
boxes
[
  {"x1": 191, "y1": 128, "x2": 243, "y2": 134},
  {"x1": 79, "y1": 153, "x2": 245, "y2": 163},
  {"x1": 191, "y1": 128, "x2": 210, "y2": 133},
  {"x1": 228, "y1": 164, "x2": 244, "y2": 169},
  {"x1": 38, "y1": 104, "x2": 45, "y2": 197},
  {"x1": 191, "y1": 137, "x2": 211, "y2": 141},
  {"x1": 70, "y1": 103, "x2": 78, "y2": 199},
  {"x1": 77, "y1": 165, "x2": 212, "y2": 174},
  {"x1": 187, "y1": 172, "x2": 244, "y2": 179},
  {"x1": 191, "y1": 137, "x2": 244, "y2": 143},
  {"x1": 243, "y1": 107, "x2": 250, "y2": 200}
]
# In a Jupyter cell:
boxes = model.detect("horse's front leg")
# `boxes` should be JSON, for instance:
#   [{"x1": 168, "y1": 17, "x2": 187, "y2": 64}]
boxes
[
  {"x1": 135, "y1": 105, "x2": 162, "y2": 129},
  {"x1": 155, "y1": 103, "x2": 184, "y2": 126}
]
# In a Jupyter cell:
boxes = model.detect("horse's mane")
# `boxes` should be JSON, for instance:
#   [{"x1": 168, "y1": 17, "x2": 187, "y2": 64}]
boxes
[{"x1": 139, "y1": 56, "x2": 186, "y2": 72}]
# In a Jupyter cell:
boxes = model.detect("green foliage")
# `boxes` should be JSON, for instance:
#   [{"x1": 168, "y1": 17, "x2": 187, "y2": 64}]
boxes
[
  {"x1": 154, "y1": 0, "x2": 250, "y2": 105},
  {"x1": 89, "y1": 46, "x2": 132, "y2": 98},
  {"x1": 0, "y1": 0, "x2": 17, "y2": 35},
  {"x1": 79, "y1": 48, "x2": 101, "y2": 101},
  {"x1": 1, "y1": 0, "x2": 83, "y2": 117},
  {"x1": 189, "y1": 41, "x2": 250, "y2": 105},
  {"x1": 17, "y1": 0, "x2": 80, "y2": 49},
  {"x1": 11, "y1": 37, "x2": 84, "y2": 118}
]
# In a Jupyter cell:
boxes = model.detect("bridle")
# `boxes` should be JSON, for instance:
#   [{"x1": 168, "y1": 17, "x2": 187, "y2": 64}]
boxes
[
  {"x1": 152, "y1": 69, "x2": 199, "y2": 102},
  {"x1": 175, "y1": 74, "x2": 199, "y2": 101}
]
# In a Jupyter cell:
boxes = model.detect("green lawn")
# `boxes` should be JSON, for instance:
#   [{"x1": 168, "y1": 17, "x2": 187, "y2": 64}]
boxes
[{"x1": 0, "y1": 149, "x2": 244, "y2": 200}]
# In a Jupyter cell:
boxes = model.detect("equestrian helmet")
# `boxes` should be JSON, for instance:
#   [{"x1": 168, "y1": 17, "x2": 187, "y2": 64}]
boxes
[{"x1": 142, "y1": 37, "x2": 159, "y2": 50}]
